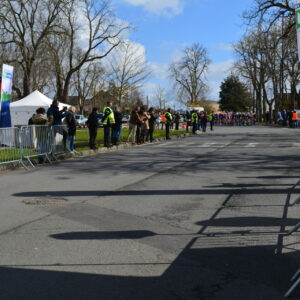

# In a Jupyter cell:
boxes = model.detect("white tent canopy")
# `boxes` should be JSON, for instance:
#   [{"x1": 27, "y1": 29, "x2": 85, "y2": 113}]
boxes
[{"x1": 10, "y1": 90, "x2": 70, "y2": 126}]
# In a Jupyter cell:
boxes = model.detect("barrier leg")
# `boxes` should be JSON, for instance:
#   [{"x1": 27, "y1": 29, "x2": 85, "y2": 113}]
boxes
[
  {"x1": 285, "y1": 222, "x2": 300, "y2": 236},
  {"x1": 26, "y1": 157, "x2": 35, "y2": 169},
  {"x1": 290, "y1": 197, "x2": 300, "y2": 206},
  {"x1": 291, "y1": 268, "x2": 300, "y2": 282},
  {"x1": 19, "y1": 159, "x2": 28, "y2": 170},
  {"x1": 285, "y1": 277, "x2": 300, "y2": 298},
  {"x1": 45, "y1": 154, "x2": 52, "y2": 164}
]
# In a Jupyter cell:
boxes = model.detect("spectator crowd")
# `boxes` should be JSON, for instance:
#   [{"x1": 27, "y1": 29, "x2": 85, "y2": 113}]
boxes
[{"x1": 27, "y1": 100, "x2": 261, "y2": 157}]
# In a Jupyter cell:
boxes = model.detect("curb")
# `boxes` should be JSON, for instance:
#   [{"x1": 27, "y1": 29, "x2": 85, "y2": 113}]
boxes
[
  {"x1": 0, "y1": 132, "x2": 193, "y2": 172},
  {"x1": 76, "y1": 132, "x2": 193, "y2": 157}
]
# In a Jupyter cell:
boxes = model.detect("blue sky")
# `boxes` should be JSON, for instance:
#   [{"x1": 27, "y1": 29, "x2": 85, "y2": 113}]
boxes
[{"x1": 113, "y1": 0, "x2": 254, "y2": 104}]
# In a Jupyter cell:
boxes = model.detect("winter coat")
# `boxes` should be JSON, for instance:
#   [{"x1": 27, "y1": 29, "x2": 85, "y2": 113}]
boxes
[
  {"x1": 86, "y1": 112, "x2": 99, "y2": 129},
  {"x1": 64, "y1": 112, "x2": 77, "y2": 136}
]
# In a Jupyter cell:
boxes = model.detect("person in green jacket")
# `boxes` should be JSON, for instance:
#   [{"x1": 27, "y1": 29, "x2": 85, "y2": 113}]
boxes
[
  {"x1": 191, "y1": 110, "x2": 198, "y2": 134},
  {"x1": 209, "y1": 112, "x2": 215, "y2": 131}
]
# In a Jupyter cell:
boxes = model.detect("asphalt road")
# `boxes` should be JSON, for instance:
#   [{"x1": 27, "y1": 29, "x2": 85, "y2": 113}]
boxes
[{"x1": 0, "y1": 126, "x2": 299, "y2": 300}]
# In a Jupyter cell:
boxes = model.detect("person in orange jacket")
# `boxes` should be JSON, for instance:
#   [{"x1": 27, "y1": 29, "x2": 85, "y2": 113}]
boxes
[{"x1": 291, "y1": 110, "x2": 299, "y2": 128}]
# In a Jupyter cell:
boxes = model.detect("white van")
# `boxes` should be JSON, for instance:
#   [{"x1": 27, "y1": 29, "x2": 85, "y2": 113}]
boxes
[{"x1": 74, "y1": 114, "x2": 88, "y2": 126}]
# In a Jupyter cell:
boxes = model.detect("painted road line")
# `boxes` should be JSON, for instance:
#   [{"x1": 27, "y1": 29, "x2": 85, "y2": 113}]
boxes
[
  {"x1": 244, "y1": 143, "x2": 258, "y2": 148},
  {"x1": 196, "y1": 143, "x2": 229, "y2": 148}
]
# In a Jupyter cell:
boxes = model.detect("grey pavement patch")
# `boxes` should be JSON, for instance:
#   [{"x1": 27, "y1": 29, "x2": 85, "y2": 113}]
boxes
[
  {"x1": 44, "y1": 202, "x2": 195, "y2": 255},
  {"x1": 22, "y1": 197, "x2": 68, "y2": 205}
]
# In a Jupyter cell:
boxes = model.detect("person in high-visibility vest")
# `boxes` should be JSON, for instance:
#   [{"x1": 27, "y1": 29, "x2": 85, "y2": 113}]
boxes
[
  {"x1": 102, "y1": 101, "x2": 115, "y2": 147},
  {"x1": 291, "y1": 110, "x2": 299, "y2": 128},
  {"x1": 165, "y1": 108, "x2": 173, "y2": 140},
  {"x1": 191, "y1": 110, "x2": 198, "y2": 134},
  {"x1": 209, "y1": 112, "x2": 214, "y2": 131}
]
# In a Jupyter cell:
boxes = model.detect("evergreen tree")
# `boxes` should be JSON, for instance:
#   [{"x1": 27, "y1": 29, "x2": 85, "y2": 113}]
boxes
[{"x1": 219, "y1": 75, "x2": 252, "y2": 112}]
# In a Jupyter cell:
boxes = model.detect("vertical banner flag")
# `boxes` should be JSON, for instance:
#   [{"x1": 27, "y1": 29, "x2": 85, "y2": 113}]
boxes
[
  {"x1": 296, "y1": 0, "x2": 300, "y2": 61},
  {"x1": 0, "y1": 64, "x2": 14, "y2": 128}
]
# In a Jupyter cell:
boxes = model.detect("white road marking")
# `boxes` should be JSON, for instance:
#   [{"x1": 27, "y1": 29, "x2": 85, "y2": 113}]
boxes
[
  {"x1": 244, "y1": 143, "x2": 258, "y2": 148},
  {"x1": 196, "y1": 143, "x2": 229, "y2": 148},
  {"x1": 156, "y1": 141, "x2": 300, "y2": 149}
]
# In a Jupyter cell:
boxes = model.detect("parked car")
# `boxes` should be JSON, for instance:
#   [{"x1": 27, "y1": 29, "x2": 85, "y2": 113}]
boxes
[
  {"x1": 74, "y1": 114, "x2": 88, "y2": 127},
  {"x1": 95, "y1": 113, "x2": 103, "y2": 127},
  {"x1": 122, "y1": 115, "x2": 130, "y2": 123}
]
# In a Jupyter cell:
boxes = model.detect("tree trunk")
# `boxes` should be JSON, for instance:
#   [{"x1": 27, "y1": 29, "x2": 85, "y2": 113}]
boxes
[
  {"x1": 23, "y1": 70, "x2": 31, "y2": 97},
  {"x1": 62, "y1": 72, "x2": 73, "y2": 103}
]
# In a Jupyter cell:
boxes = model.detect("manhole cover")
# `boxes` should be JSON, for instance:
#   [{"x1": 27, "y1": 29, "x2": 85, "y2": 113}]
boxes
[{"x1": 23, "y1": 197, "x2": 68, "y2": 205}]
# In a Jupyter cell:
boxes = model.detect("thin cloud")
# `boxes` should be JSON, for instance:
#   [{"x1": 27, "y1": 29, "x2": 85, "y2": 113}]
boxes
[
  {"x1": 207, "y1": 60, "x2": 234, "y2": 100},
  {"x1": 216, "y1": 43, "x2": 234, "y2": 52},
  {"x1": 120, "y1": 0, "x2": 184, "y2": 17}
]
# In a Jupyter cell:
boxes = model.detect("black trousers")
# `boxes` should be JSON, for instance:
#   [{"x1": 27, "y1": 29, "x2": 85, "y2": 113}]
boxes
[
  {"x1": 192, "y1": 123, "x2": 197, "y2": 134},
  {"x1": 166, "y1": 123, "x2": 170, "y2": 139},
  {"x1": 141, "y1": 129, "x2": 148, "y2": 143},
  {"x1": 147, "y1": 128, "x2": 154, "y2": 142},
  {"x1": 175, "y1": 122, "x2": 179, "y2": 130},
  {"x1": 136, "y1": 125, "x2": 142, "y2": 144},
  {"x1": 104, "y1": 125, "x2": 111, "y2": 147},
  {"x1": 89, "y1": 128, "x2": 97, "y2": 149}
]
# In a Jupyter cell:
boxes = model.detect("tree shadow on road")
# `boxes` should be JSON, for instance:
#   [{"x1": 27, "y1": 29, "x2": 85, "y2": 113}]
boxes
[
  {"x1": 50, "y1": 230, "x2": 156, "y2": 240},
  {"x1": 0, "y1": 243, "x2": 299, "y2": 300}
]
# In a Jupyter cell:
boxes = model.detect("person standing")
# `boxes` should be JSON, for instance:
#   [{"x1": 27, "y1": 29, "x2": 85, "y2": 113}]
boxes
[
  {"x1": 156, "y1": 113, "x2": 161, "y2": 129},
  {"x1": 291, "y1": 110, "x2": 299, "y2": 128},
  {"x1": 112, "y1": 106, "x2": 123, "y2": 146},
  {"x1": 32, "y1": 107, "x2": 48, "y2": 164},
  {"x1": 140, "y1": 109, "x2": 150, "y2": 143},
  {"x1": 161, "y1": 113, "x2": 166, "y2": 130},
  {"x1": 185, "y1": 110, "x2": 191, "y2": 132},
  {"x1": 47, "y1": 100, "x2": 67, "y2": 126},
  {"x1": 147, "y1": 107, "x2": 157, "y2": 142},
  {"x1": 86, "y1": 107, "x2": 99, "y2": 150},
  {"x1": 191, "y1": 110, "x2": 198, "y2": 135},
  {"x1": 47, "y1": 100, "x2": 68, "y2": 151},
  {"x1": 201, "y1": 112, "x2": 208, "y2": 133},
  {"x1": 209, "y1": 112, "x2": 214, "y2": 131},
  {"x1": 64, "y1": 107, "x2": 77, "y2": 153},
  {"x1": 102, "y1": 101, "x2": 115, "y2": 147},
  {"x1": 174, "y1": 112, "x2": 180, "y2": 130},
  {"x1": 136, "y1": 107, "x2": 146, "y2": 144},
  {"x1": 165, "y1": 108, "x2": 173, "y2": 140},
  {"x1": 127, "y1": 107, "x2": 142, "y2": 145},
  {"x1": 282, "y1": 109, "x2": 287, "y2": 127}
]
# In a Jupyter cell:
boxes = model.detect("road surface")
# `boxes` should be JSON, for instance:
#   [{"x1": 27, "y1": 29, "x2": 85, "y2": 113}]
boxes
[{"x1": 0, "y1": 126, "x2": 299, "y2": 299}]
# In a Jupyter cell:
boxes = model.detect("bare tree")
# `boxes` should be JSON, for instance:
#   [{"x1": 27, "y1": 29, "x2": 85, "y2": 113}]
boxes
[
  {"x1": 107, "y1": 40, "x2": 150, "y2": 106},
  {"x1": 72, "y1": 62, "x2": 105, "y2": 113},
  {"x1": 169, "y1": 43, "x2": 210, "y2": 105},
  {"x1": 154, "y1": 85, "x2": 166, "y2": 110},
  {"x1": 244, "y1": 0, "x2": 295, "y2": 33},
  {"x1": 46, "y1": 0, "x2": 130, "y2": 103},
  {"x1": 234, "y1": 17, "x2": 300, "y2": 122},
  {"x1": 0, "y1": 0, "x2": 68, "y2": 97},
  {"x1": 235, "y1": 28, "x2": 274, "y2": 120}
]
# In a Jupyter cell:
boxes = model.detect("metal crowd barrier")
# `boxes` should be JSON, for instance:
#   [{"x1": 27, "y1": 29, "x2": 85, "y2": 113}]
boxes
[
  {"x1": 283, "y1": 196, "x2": 300, "y2": 297},
  {"x1": 0, "y1": 125, "x2": 70, "y2": 168},
  {"x1": 51, "y1": 125, "x2": 68, "y2": 156},
  {"x1": 285, "y1": 268, "x2": 300, "y2": 298},
  {"x1": 0, "y1": 127, "x2": 23, "y2": 166},
  {"x1": 20, "y1": 125, "x2": 52, "y2": 167}
]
